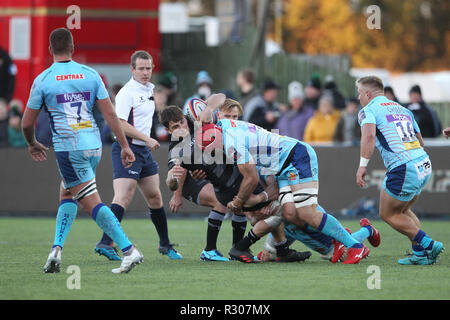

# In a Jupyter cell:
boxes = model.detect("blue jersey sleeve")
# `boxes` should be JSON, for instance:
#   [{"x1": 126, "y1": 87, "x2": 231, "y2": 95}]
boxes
[
  {"x1": 358, "y1": 107, "x2": 376, "y2": 126},
  {"x1": 26, "y1": 77, "x2": 44, "y2": 110}
]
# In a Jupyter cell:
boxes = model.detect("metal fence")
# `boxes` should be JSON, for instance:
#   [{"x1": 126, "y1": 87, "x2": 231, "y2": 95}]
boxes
[
  {"x1": 160, "y1": 27, "x2": 357, "y2": 104},
  {"x1": 159, "y1": 28, "x2": 449, "y2": 124}
]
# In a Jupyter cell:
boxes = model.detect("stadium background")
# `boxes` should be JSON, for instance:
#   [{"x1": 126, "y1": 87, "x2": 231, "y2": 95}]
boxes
[
  {"x1": 1, "y1": 0, "x2": 448, "y2": 218},
  {"x1": 1, "y1": 0, "x2": 450, "y2": 303}
]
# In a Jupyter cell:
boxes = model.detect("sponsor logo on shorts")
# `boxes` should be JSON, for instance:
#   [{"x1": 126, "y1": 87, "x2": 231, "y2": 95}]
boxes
[
  {"x1": 289, "y1": 172, "x2": 297, "y2": 181},
  {"x1": 128, "y1": 170, "x2": 139, "y2": 175},
  {"x1": 77, "y1": 168, "x2": 88, "y2": 177}
]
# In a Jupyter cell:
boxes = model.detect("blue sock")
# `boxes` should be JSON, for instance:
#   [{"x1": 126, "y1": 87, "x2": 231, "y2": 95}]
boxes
[
  {"x1": 413, "y1": 230, "x2": 434, "y2": 250},
  {"x1": 92, "y1": 203, "x2": 132, "y2": 253},
  {"x1": 412, "y1": 244, "x2": 426, "y2": 257},
  {"x1": 149, "y1": 207, "x2": 170, "y2": 247},
  {"x1": 352, "y1": 226, "x2": 372, "y2": 244},
  {"x1": 317, "y1": 213, "x2": 362, "y2": 248},
  {"x1": 52, "y1": 199, "x2": 78, "y2": 249},
  {"x1": 99, "y1": 203, "x2": 125, "y2": 246},
  {"x1": 300, "y1": 225, "x2": 334, "y2": 253}
]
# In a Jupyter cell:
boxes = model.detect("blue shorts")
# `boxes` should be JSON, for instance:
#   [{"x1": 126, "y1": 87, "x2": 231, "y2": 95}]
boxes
[
  {"x1": 277, "y1": 142, "x2": 319, "y2": 189},
  {"x1": 112, "y1": 142, "x2": 159, "y2": 180},
  {"x1": 55, "y1": 148, "x2": 102, "y2": 189},
  {"x1": 383, "y1": 155, "x2": 432, "y2": 202}
]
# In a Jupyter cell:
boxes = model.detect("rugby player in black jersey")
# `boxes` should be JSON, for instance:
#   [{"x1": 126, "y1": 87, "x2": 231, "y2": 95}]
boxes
[{"x1": 159, "y1": 99, "x2": 311, "y2": 263}]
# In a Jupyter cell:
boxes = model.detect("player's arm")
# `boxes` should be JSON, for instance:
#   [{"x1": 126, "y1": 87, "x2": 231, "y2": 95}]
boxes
[
  {"x1": 416, "y1": 132, "x2": 425, "y2": 148},
  {"x1": 262, "y1": 175, "x2": 279, "y2": 201},
  {"x1": 22, "y1": 107, "x2": 49, "y2": 161},
  {"x1": 167, "y1": 162, "x2": 187, "y2": 213},
  {"x1": 120, "y1": 120, "x2": 160, "y2": 151},
  {"x1": 166, "y1": 161, "x2": 187, "y2": 191},
  {"x1": 356, "y1": 123, "x2": 376, "y2": 188},
  {"x1": 244, "y1": 175, "x2": 278, "y2": 207},
  {"x1": 96, "y1": 97, "x2": 135, "y2": 167},
  {"x1": 229, "y1": 162, "x2": 260, "y2": 213},
  {"x1": 409, "y1": 110, "x2": 425, "y2": 147},
  {"x1": 199, "y1": 93, "x2": 226, "y2": 123}
]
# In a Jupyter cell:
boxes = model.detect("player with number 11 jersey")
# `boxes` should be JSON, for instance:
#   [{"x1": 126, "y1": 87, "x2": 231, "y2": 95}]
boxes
[{"x1": 358, "y1": 96, "x2": 427, "y2": 172}]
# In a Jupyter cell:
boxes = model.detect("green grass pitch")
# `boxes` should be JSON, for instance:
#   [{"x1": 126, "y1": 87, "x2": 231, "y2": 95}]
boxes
[{"x1": 0, "y1": 217, "x2": 449, "y2": 300}]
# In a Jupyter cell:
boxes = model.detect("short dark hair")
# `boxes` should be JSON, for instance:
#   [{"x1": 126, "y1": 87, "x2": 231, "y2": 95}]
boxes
[
  {"x1": 159, "y1": 105, "x2": 184, "y2": 129},
  {"x1": 409, "y1": 84, "x2": 422, "y2": 96},
  {"x1": 239, "y1": 69, "x2": 255, "y2": 84},
  {"x1": 131, "y1": 50, "x2": 153, "y2": 69},
  {"x1": 49, "y1": 28, "x2": 74, "y2": 55}
]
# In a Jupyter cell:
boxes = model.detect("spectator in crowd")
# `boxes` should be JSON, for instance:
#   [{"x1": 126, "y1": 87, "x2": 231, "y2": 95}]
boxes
[
  {"x1": 384, "y1": 86, "x2": 400, "y2": 103},
  {"x1": 0, "y1": 99, "x2": 8, "y2": 147},
  {"x1": 303, "y1": 73, "x2": 322, "y2": 110},
  {"x1": 333, "y1": 98, "x2": 361, "y2": 145},
  {"x1": 101, "y1": 83, "x2": 123, "y2": 144},
  {"x1": 7, "y1": 106, "x2": 27, "y2": 147},
  {"x1": 323, "y1": 74, "x2": 346, "y2": 110},
  {"x1": 303, "y1": 95, "x2": 341, "y2": 144},
  {"x1": 236, "y1": 68, "x2": 258, "y2": 109},
  {"x1": 183, "y1": 70, "x2": 214, "y2": 114},
  {"x1": 276, "y1": 81, "x2": 314, "y2": 141},
  {"x1": 406, "y1": 85, "x2": 441, "y2": 138},
  {"x1": 0, "y1": 47, "x2": 16, "y2": 103},
  {"x1": 243, "y1": 79, "x2": 281, "y2": 131},
  {"x1": 159, "y1": 71, "x2": 183, "y2": 108}
]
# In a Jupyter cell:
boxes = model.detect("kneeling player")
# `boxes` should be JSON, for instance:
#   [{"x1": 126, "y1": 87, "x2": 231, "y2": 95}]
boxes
[{"x1": 232, "y1": 177, "x2": 380, "y2": 264}]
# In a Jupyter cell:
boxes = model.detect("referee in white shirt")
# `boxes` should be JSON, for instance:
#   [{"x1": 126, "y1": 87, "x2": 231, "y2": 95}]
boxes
[{"x1": 95, "y1": 51, "x2": 182, "y2": 260}]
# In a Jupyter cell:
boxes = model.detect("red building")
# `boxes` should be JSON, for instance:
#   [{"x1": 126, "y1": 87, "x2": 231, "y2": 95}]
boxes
[{"x1": 0, "y1": 0, "x2": 161, "y2": 111}]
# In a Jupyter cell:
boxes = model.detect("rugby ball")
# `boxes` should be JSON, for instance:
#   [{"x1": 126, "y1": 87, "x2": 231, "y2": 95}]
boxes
[{"x1": 186, "y1": 98, "x2": 207, "y2": 122}]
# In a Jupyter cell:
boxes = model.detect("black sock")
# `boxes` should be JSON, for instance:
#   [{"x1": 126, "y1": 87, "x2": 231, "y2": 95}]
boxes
[
  {"x1": 235, "y1": 229, "x2": 260, "y2": 251},
  {"x1": 99, "y1": 203, "x2": 124, "y2": 246},
  {"x1": 205, "y1": 210, "x2": 225, "y2": 251},
  {"x1": 231, "y1": 213, "x2": 247, "y2": 246},
  {"x1": 149, "y1": 207, "x2": 170, "y2": 247},
  {"x1": 275, "y1": 239, "x2": 290, "y2": 257}
]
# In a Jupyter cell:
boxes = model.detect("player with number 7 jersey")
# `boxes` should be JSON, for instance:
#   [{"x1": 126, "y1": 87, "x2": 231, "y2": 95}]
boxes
[
  {"x1": 23, "y1": 28, "x2": 142, "y2": 275},
  {"x1": 27, "y1": 60, "x2": 105, "y2": 151}
]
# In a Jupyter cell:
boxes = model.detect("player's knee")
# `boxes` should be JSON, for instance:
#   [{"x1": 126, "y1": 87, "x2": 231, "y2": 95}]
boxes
[
  {"x1": 112, "y1": 194, "x2": 132, "y2": 209},
  {"x1": 147, "y1": 191, "x2": 163, "y2": 207},
  {"x1": 212, "y1": 202, "x2": 227, "y2": 214},
  {"x1": 281, "y1": 205, "x2": 297, "y2": 223}
]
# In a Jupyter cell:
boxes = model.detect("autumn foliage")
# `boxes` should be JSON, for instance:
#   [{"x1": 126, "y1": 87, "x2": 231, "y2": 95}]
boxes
[{"x1": 281, "y1": 0, "x2": 450, "y2": 72}]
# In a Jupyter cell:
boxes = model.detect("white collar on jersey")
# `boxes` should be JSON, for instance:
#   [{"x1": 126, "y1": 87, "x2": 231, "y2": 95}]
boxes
[{"x1": 129, "y1": 76, "x2": 155, "y2": 92}]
